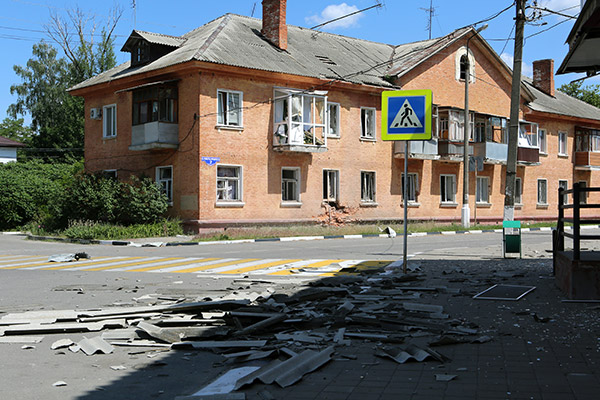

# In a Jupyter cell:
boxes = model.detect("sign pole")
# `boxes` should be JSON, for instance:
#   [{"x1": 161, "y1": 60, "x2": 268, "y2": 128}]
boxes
[{"x1": 403, "y1": 141, "x2": 409, "y2": 274}]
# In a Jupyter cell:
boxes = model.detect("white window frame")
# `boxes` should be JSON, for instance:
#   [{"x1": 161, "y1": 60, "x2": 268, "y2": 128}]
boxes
[
  {"x1": 455, "y1": 47, "x2": 475, "y2": 83},
  {"x1": 476, "y1": 176, "x2": 490, "y2": 204},
  {"x1": 537, "y1": 179, "x2": 548, "y2": 205},
  {"x1": 360, "y1": 107, "x2": 376, "y2": 140},
  {"x1": 103, "y1": 104, "x2": 117, "y2": 138},
  {"x1": 559, "y1": 131, "x2": 568, "y2": 156},
  {"x1": 440, "y1": 174, "x2": 456, "y2": 204},
  {"x1": 401, "y1": 172, "x2": 418, "y2": 203},
  {"x1": 156, "y1": 165, "x2": 173, "y2": 205},
  {"x1": 323, "y1": 169, "x2": 340, "y2": 203},
  {"x1": 559, "y1": 179, "x2": 569, "y2": 205},
  {"x1": 361, "y1": 171, "x2": 376, "y2": 203},
  {"x1": 327, "y1": 102, "x2": 340, "y2": 138},
  {"x1": 216, "y1": 164, "x2": 243, "y2": 204},
  {"x1": 515, "y1": 177, "x2": 522, "y2": 205},
  {"x1": 217, "y1": 89, "x2": 243, "y2": 127},
  {"x1": 539, "y1": 129, "x2": 547, "y2": 154},
  {"x1": 281, "y1": 167, "x2": 301, "y2": 203},
  {"x1": 273, "y1": 88, "x2": 327, "y2": 147}
]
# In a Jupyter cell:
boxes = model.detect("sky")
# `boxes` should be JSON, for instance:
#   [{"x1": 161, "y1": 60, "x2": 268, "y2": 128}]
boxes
[{"x1": 0, "y1": 0, "x2": 594, "y2": 126}]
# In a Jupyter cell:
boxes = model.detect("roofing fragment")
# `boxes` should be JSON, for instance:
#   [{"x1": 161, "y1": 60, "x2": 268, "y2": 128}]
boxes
[
  {"x1": 77, "y1": 336, "x2": 114, "y2": 355},
  {"x1": 375, "y1": 344, "x2": 447, "y2": 364}
]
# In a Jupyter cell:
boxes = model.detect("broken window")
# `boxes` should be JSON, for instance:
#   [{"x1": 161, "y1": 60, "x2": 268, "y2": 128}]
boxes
[
  {"x1": 361, "y1": 107, "x2": 376, "y2": 139},
  {"x1": 273, "y1": 88, "x2": 327, "y2": 146},
  {"x1": 361, "y1": 171, "x2": 376, "y2": 203},
  {"x1": 518, "y1": 121, "x2": 538, "y2": 148},
  {"x1": 323, "y1": 169, "x2": 339, "y2": 202},
  {"x1": 328, "y1": 102, "x2": 340, "y2": 138},
  {"x1": 456, "y1": 47, "x2": 475, "y2": 83},
  {"x1": 559, "y1": 180, "x2": 568, "y2": 205},
  {"x1": 217, "y1": 90, "x2": 243, "y2": 127},
  {"x1": 476, "y1": 176, "x2": 489, "y2": 204},
  {"x1": 102, "y1": 169, "x2": 117, "y2": 179},
  {"x1": 459, "y1": 54, "x2": 469, "y2": 81},
  {"x1": 103, "y1": 104, "x2": 117, "y2": 138},
  {"x1": 401, "y1": 173, "x2": 418, "y2": 203},
  {"x1": 217, "y1": 165, "x2": 242, "y2": 202},
  {"x1": 132, "y1": 85, "x2": 178, "y2": 125},
  {"x1": 440, "y1": 174, "x2": 456, "y2": 204},
  {"x1": 537, "y1": 179, "x2": 547, "y2": 205},
  {"x1": 156, "y1": 166, "x2": 173, "y2": 204},
  {"x1": 282, "y1": 168, "x2": 300, "y2": 202},
  {"x1": 515, "y1": 177, "x2": 522, "y2": 205}
]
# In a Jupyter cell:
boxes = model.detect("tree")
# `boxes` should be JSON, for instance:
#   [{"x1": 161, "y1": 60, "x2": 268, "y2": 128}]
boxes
[
  {"x1": 558, "y1": 81, "x2": 600, "y2": 108},
  {"x1": 0, "y1": 117, "x2": 34, "y2": 144},
  {"x1": 7, "y1": 6, "x2": 122, "y2": 160}
]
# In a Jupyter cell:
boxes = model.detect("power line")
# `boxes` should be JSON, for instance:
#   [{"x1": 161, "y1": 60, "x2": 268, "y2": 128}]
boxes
[{"x1": 310, "y1": 3, "x2": 382, "y2": 30}]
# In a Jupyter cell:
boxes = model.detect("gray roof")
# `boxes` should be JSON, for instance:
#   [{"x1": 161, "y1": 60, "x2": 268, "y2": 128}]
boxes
[
  {"x1": 122, "y1": 30, "x2": 187, "y2": 50},
  {"x1": 524, "y1": 78, "x2": 600, "y2": 123}
]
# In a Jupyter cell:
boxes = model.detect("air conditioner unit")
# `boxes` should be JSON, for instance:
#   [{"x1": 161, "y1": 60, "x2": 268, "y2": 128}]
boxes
[{"x1": 90, "y1": 108, "x2": 102, "y2": 120}]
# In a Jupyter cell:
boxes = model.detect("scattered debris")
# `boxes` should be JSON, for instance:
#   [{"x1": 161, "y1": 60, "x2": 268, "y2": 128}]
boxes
[
  {"x1": 52, "y1": 381, "x2": 67, "y2": 387},
  {"x1": 473, "y1": 284, "x2": 536, "y2": 301},
  {"x1": 375, "y1": 344, "x2": 448, "y2": 364},
  {"x1": 78, "y1": 336, "x2": 114, "y2": 355},
  {"x1": 435, "y1": 373, "x2": 457, "y2": 382},
  {"x1": 48, "y1": 253, "x2": 89, "y2": 262},
  {"x1": 51, "y1": 338, "x2": 74, "y2": 350},
  {"x1": 0, "y1": 336, "x2": 43, "y2": 344}
]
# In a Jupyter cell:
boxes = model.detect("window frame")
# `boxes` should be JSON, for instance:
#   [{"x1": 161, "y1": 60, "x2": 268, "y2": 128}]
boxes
[
  {"x1": 440, "y1": 174, "x2": 456, "y2": 204},
  {"x1": 216, "y1": 164, "x2": 243, "y2": 204},
  {"x1": 455, "y1": 47, "x2": 475, "y2": 83},
  {"x1": 476, "y1": 176, "x2": 490, "y2": 204},
  {"x1": 103, "y1": 104, "x2": 117, "y2": 138},
  {"x1": 323, "y1": 169, "x2": 340, "y2": 203},
  {"x1": 401, "y1": 172, "x2": 419, "y2": 203},
  {"x1": 539, "y1": 129, "x2": 547, "y2": 154},
  {"x1": 102, "y1": 169, "x2": 117, "y2": 179},
  {"x1": 360, "y1": 107, "x2": 376, "y2": 140},
  {"x1": 155, "y1": 165, "x2": 173, "y2": 205},
  {"x1": 273, "y1": 88, "x2": 327, "y2": 147},
  {"x1": 578, "y1": 180, "x2": 588, "y2": 204},
  {"x1": 327, "y1": 102, "x2": 340, "y2": 138},
  {"x1": 132, "y1": 85, "x2": 178, "y2": 126},
  {"x1": 360, "y1": 171, "x2": 376, "y2": 204},
  {"x1": 558, "y1": 179, "x2": 569, "y2": 205},
  {"x1": 558, "y1": 131, "x2": 568, "y2": 156},
  {"x1": 217, "y1": 89, "x2": 243, "y2": 128},
  {"x1": 281, "y1": 167, "x2": 301, "y2": 203},
  {"x1": 537, "y1": 178, "x2": 548, "y2": 206},
  {"x1": 515, "y1": 177, "x2": 522, "y2": 205}
]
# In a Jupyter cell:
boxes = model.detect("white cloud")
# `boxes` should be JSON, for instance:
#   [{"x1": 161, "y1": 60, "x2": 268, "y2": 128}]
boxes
[
  {"x1": 306, "y1": 3, "x2": 363, "y2": 30},
  {"x1": 501, "y1": 53, "x2": 533, "y2": 77}
]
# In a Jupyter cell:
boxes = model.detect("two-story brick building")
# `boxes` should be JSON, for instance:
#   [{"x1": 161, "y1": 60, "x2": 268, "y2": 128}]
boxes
[{"x1": 69, "y1": 0, "x2": 600, "y2": 231}]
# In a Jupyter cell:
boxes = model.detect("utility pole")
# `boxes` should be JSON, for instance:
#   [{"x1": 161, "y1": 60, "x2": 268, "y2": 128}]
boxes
[{"x1": 504, "y1": 0, "x2": 526, "y2": 222}]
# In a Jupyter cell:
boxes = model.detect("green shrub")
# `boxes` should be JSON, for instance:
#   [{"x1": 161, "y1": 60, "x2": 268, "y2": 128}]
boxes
[
  {"x1": 116, "y1": 176, "x2": 169, "y2": 225},
  {"x1": 62, "y1": 219, "x2": 183, "y2": 240}
]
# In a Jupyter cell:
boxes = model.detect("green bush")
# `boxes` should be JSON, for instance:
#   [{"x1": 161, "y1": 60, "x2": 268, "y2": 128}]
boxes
[
  {"x1": 0, "y1": 160, "x2": 77, "y2": 230},
  {"x1": 62, "y1": 219, "x2": 183, "y2": 240},
  {"x1": 116, "y1": 175, "x2": 169, "y2": 225}
]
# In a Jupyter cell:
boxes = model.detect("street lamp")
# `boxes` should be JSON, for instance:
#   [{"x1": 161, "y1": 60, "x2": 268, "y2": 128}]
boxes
[{"x1": 462, "y1": 24, "x2": 488, "y2": 228}]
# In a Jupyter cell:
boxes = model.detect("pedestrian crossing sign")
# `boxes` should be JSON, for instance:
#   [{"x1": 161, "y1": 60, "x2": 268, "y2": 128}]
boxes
[{"x1": 381, "y1": 90, "x2": 432, "y2": 141}]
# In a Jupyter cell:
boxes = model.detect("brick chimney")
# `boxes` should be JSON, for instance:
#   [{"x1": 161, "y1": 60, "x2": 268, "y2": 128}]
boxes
[
  {"x1": 532, "y1": 59, "x2": 555, "y2": 97},
  {"x1": 261, "y1": 0, "x2": 287, "y2": 50}
]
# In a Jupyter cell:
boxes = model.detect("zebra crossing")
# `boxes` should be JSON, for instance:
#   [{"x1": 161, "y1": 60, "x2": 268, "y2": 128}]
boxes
[{"x1": 0, "y1": 254, "x2": 394, "y2": 276}]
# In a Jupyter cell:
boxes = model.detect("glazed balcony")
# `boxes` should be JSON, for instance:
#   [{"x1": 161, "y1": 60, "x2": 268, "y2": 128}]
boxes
[
  {"x1": 473, "y1": 141, "x2": 508, "y2": 164},
  {"x1": 438, "y1": 140, "x2": 473, "y2": 161},
  {"x1": 393, "y1": 139, "x2": 439, "y2": 159}
]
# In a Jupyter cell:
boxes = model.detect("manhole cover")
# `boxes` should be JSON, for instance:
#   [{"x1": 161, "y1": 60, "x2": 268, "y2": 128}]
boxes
[{"x1": 473, "y1": 284, "x2": 535, "y2": 300}]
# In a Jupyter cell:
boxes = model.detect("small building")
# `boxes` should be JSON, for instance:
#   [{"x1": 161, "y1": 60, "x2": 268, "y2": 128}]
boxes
[
  {"x1": 69, "y1": 0, "x2": 600, "y2": 231},
  {"x1": 0, "y1": 136, "x2": 25, "y2": 163}
]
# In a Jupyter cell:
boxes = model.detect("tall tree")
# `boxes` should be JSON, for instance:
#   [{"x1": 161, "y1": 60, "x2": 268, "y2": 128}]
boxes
[
  {"x1": 7, "y1": 6, "x2": 122, "y2": 160},
  {"x1": 559, "y1": 81, "x2": 600, "y2": 108},
  {"x1": 0, "y1": 117, "x2": 34, "y2": 144}
]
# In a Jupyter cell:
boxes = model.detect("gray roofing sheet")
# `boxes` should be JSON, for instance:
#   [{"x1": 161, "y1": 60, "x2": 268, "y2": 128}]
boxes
[
  {"x1": 524, "y1": 78, "x2": 600, "y2": 122},
  {"x1": 134, "y1": 30, "x2": 186, "y2": 47}
]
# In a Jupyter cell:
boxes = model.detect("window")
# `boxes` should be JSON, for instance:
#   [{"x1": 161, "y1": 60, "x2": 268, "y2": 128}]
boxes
[
  {"x1": 515, "y1": 177, "x2": 522, "y2": 205},
  {"x1": 476, "y1": 176, "x2": 489, "y2": 204},
  {"x1": 579, "y1": 181, "x2": 588, "y2": 204},
  {"x1": 539, "y1": 129, "x2": 547, "y2": 154},
  {"x1": 217, "y1": 90, "x2": 243, "y2": 127},
  {"x1": 133, "y1": 41, "x2": 150, "y2": 65},
  {"x1": 361, "y1": 107, "x2": 376, "y2": 139},
  {"x1": 217, "y1": 165, "x2": 242, "y2": 202},
  {"x1": 132, "y1": 85, "x2": 178, "y2": 125},
  {"x1": 273, "y1": 88, "x2": 327, "y2": 146},
  {"x1": 156, "y1": 166, "x2": 173, "y2": 204},
  {"x1": 401, "y1": 173, "x2": 418, "y2": 203},
  {"x1": 459, "y1": 54, "x2": 469, "y2": 81},
  {"x1": 559, "y1": 180, "x2": 569, "y2": 205},
  {"x1": 455, "y1": 47, "x2": 475, "y2": 83},
  {"x1": 102, "y1": 169, "x2": 117, "y2": 179},
  {"x1": 440, "y1": 175, "x2": 456, "y2": 203},
  {"x1": 559, "y1": 131, "x2": 568, "y2": 155},
  {"x1": 518, "y1": 122, "x2": 538, "y2": 148},
  {"x1": 327, "y1": 102, "x2": 340, "y2": 138},
  {"x1": 103, "y1": 104, "x2": 117, "y2": 138},
  {"x1": 361, "y1": 171, "x2": 376, "y2": 203},
  {"x1": 282, "y1": 168, "x2": 300, "y2": 202},
  {"x1": 323, "y1": 169, "x2": 339, "y2": 202},
  {"x1": 537, "y1": 179, "x2": 548, "y2": 205}
]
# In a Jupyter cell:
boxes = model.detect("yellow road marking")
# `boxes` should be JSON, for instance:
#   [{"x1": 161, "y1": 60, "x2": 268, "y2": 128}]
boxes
[
  {"x1": 171, "y1": 259, "x2": 259, "y2": 273},
  {"x1": 0, "y1": 256, "x2": 47, "y2": 265},
  {"x1": 221, "y1": 259, "x2": 302, "y2": 274},
  {"x1": 41, "y1": 257, "x2": 143, "y2": 271},
  {"x1": 269, "y1": 259, "x2": 345, "y2": 275},
  {"x1": 0, "y1": 256, "x2": 111, "y2": 270},
  {"x1": 126, "y1": 258, "x2": 220, "y2": 272},
  {"x1": 82, "y1": 257, "x2": 184, "y2": 272}
]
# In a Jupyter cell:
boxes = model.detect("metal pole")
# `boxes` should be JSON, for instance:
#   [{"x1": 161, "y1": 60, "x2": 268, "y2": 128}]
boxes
[
  {"x1": 403, "y1": 140, "x2": 409, "y2": 274},
  {"x1": 462, "y1": 43, "x2": 471, "y2": 228},
  {"x1": 504, "y1": 0, "x2": 525, "y2": 222}
]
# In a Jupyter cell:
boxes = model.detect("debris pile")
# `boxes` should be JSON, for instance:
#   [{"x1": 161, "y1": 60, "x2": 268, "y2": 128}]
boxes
[{"x1": 0, "y1": 268, "x2": 501, "y2": 398}]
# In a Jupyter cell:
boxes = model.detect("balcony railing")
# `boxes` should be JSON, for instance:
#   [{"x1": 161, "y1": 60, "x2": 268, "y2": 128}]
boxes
[
  {"x1": 473, "y1": 141, "x2": 508, "y2": 164},
  {"x1": 438, "y1": 140, "x2": 473, "y2": 160},
  {"x1": 130, "y1": 122, "x2": 179, "y2": 151},
  {"x1": 575, "y1": 151, "x2": 600, "y2": 168},
  {"x1": 394, "y1": 139, "x2": 439, "y2": 159},
  {"x1": 517, "y1": 146, "x2": 540, "y2": 165}
]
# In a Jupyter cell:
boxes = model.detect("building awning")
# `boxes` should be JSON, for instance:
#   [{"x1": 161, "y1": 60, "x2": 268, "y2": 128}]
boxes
[
  {"x1": 557, "y1": 0, "x2": 600, "y2": 75},
  {"x1": 115, "y1": 79, "x2": 180, "y2": 94}
]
